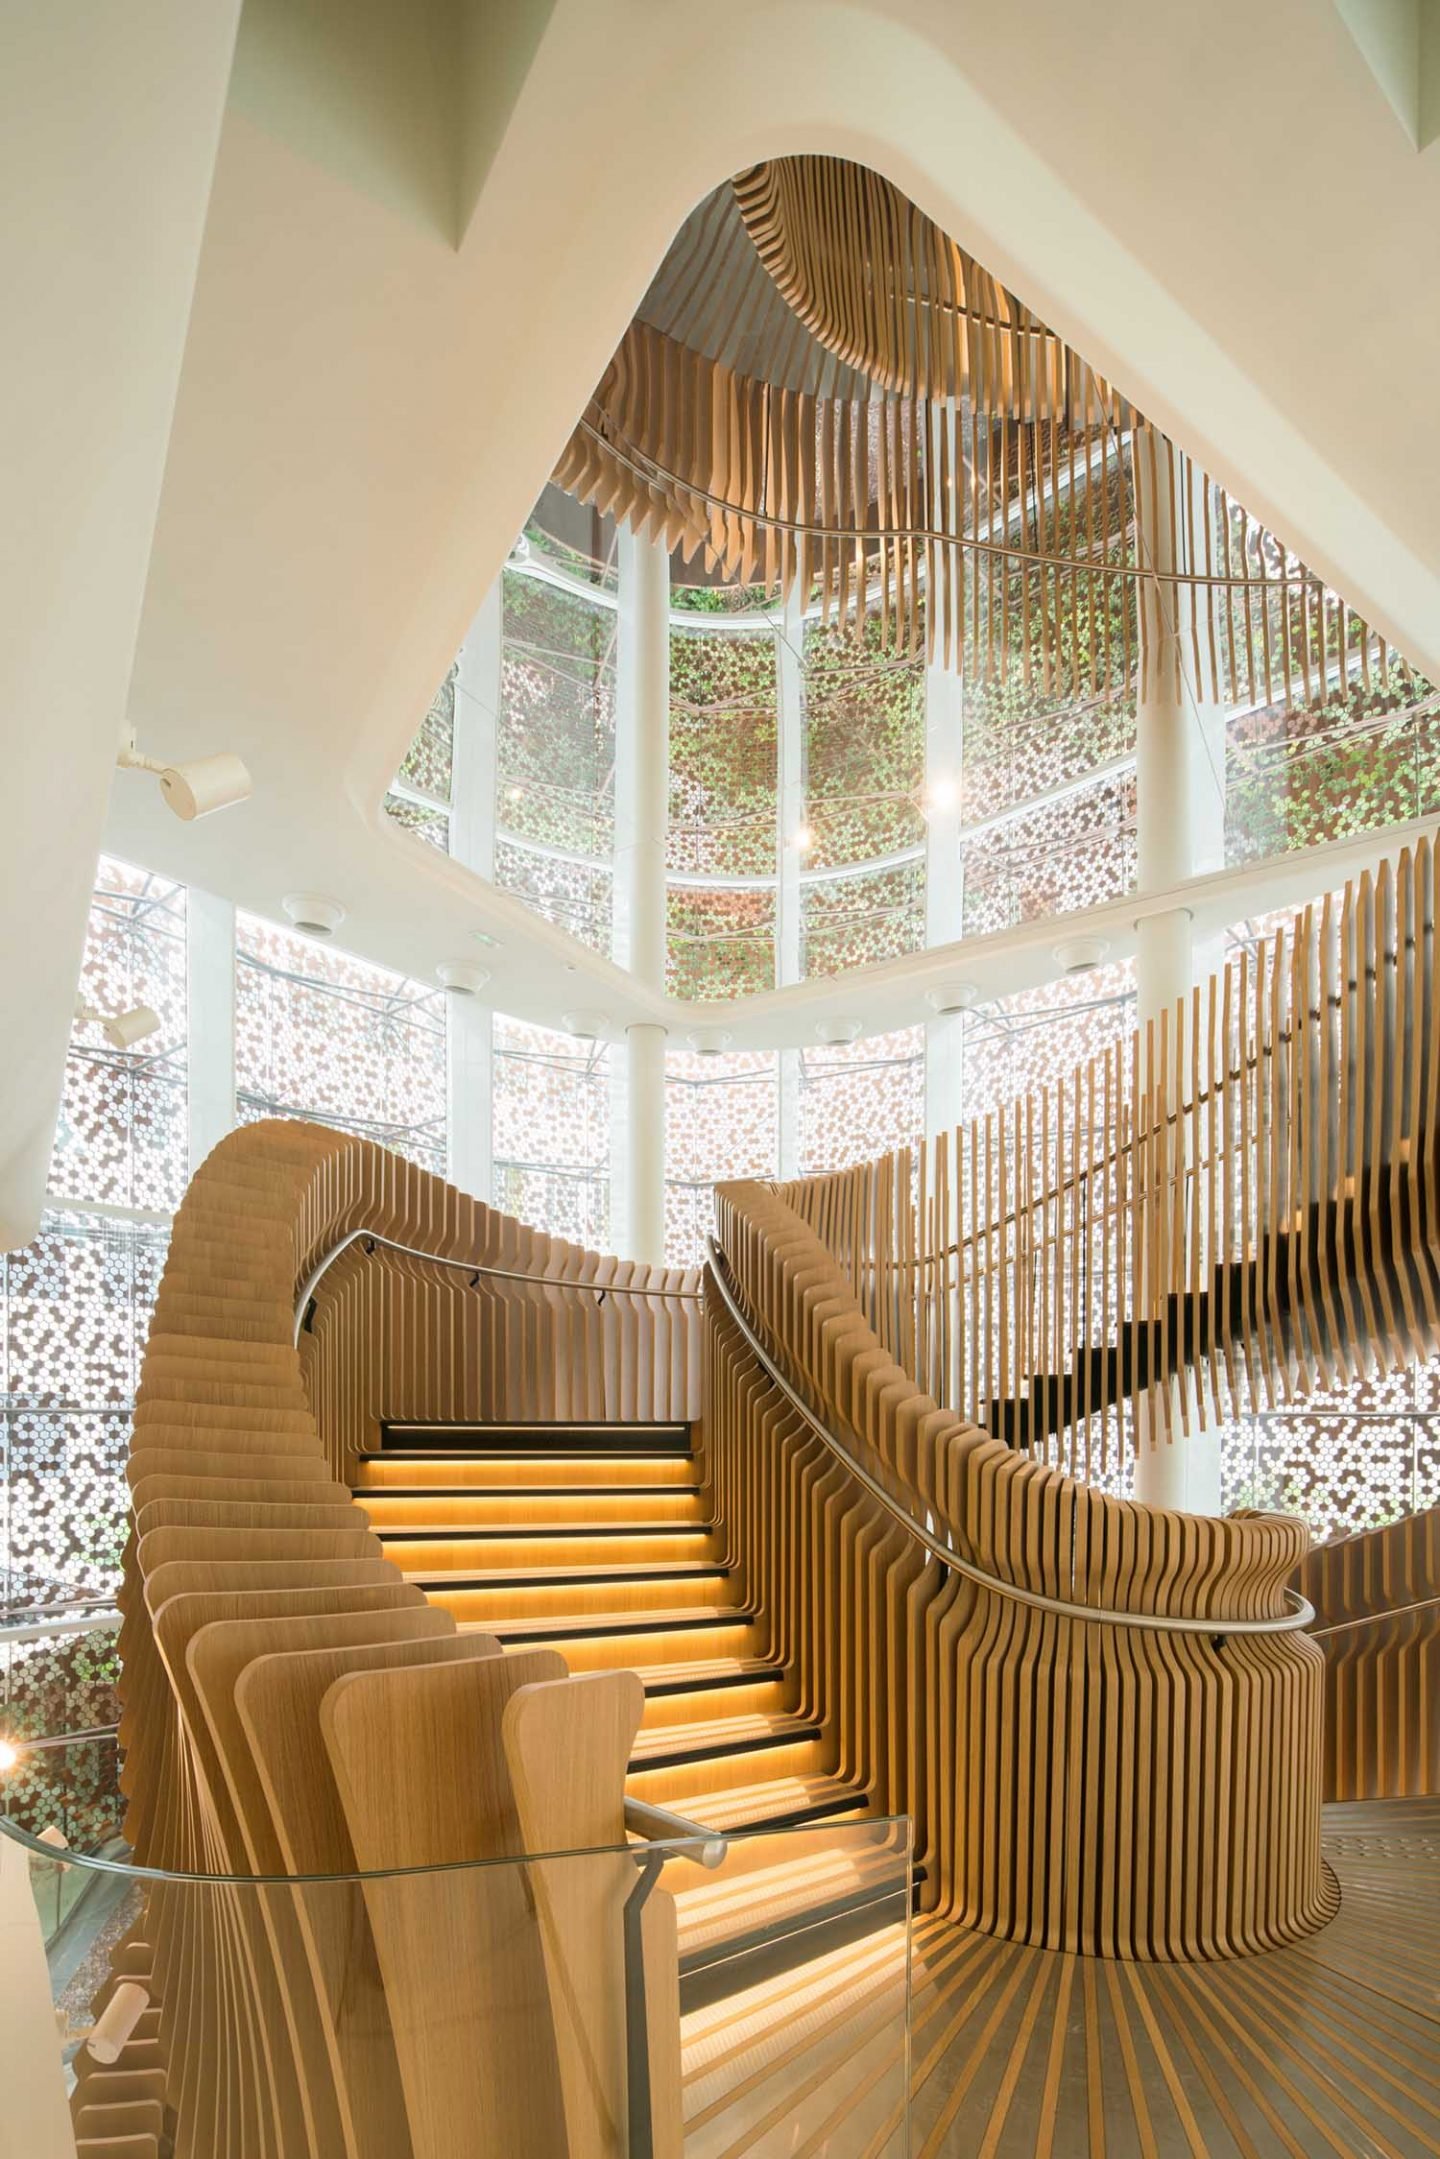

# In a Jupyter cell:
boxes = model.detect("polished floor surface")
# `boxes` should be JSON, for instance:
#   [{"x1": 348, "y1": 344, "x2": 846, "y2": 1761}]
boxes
[{"x1": 682, "y1": 1798, "x2": 1440, "y2": 2159}]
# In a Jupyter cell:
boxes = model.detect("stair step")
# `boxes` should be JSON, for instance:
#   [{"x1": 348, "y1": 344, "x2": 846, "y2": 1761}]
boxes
[
  {"x1": 477, "y1": 1614, "x2": 759, "y2": 1673},
  {"x1": 636, "y1": 1656, "x2": 777, "y2": 1695},
  {"x1": 357, "y1": 1454, "x2": 697, "y2": 1489},
  {"x1": 631, "y1": 1711, "x2": 817, "y2": 1766},
  {"x1": 375, "y1": 1525, "x2": 716, "y2": 1573},
  {"x1": 637, "y1": 1673, "x2": 790, "y2": 1728},
  {"x1": 660, "y1": 1774, "x2": 861, "y2": 1835},
  {"x1": 628, "y1": 1735, "x2": 831, "y2": 1808},
  {"x1": 382, "y1": 1422, "x2": 691, "y2": 1456},
  {"x1": 420, "y1": 1566, "x2": 731, "y2": 1623},
  {"x1": 355, "y1": 1486, "x2": 703, "y2": 1526}
]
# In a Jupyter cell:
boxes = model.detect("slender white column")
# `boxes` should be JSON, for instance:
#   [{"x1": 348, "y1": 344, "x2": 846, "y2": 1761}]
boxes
[
  {"x1": 924, "y1": 655, "x2": 968, "y2": 1142},
  {"x1": 776, "y1": 588, "x2": 806, "y2": 990},
  {"x1": 186, "y1": 887, "x2": 235, "y2": 1175},
  {"x1": 448, "y1": 584, "x2": 501, "y2": 1199},
  {"x1": 1132, "y1": 430, "x2": 1227, "y2": 1512},
  {"x1": 613, "y1": 531, "x2": 669, "y2": 1262},
  {"x1": 447, "y1": 995, "x2": 493, "y2": 1202},
  {"x1": 452, "y1": 581, "x2": 501, "y2": 879},
  {"x1": 613, "y1": 532, "x2": 670, "y2": 985},
  {"x1": 775, "y1": 589, "x2": 807, "y2": 1178},
  {"x1": 624, "y1": 1022, "x2": 668, "y2": 1265}
]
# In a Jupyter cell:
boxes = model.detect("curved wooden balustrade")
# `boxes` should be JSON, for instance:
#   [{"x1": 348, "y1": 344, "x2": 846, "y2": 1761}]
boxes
[
  {"x1": 708, "y1": 1178, "x2": 1332, "y2": 1961},
  {"x1": 784, "y1": 842, "x2": 1440, "y2": 1481},
  {"x1": 301, "y1": 1226, "x2": 700, "y2": 1475},
  {"x1": 1301, "y1": 1510, "x2": 1440, "y2": 1800},
  {"x1": 75, "y1": 846, "x2": 1440, "y2": 2154},
  {"x1": 83, "y1": 1119, "x2": 704, "y2": 2159}
]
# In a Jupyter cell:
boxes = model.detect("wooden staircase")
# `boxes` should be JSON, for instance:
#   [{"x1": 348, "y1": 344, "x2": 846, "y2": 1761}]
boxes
[
  {"x1": 982, "y1": 1175, "x2": 1418, "y2": 1450},
  {"x1": 354, "y1": 1421, "x2": 864, "y2": 1838}
]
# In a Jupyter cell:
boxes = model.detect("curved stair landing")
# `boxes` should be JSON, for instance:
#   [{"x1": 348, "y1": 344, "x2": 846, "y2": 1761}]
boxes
[{"x1": 677, "y1": 1799, "x2": 1440, "y2": 2157}]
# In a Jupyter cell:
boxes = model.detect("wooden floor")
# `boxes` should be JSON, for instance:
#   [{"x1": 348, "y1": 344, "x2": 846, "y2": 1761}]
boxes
[{"x1": 681, "y1": 1799, "x2": 1440, "y2": 2158}]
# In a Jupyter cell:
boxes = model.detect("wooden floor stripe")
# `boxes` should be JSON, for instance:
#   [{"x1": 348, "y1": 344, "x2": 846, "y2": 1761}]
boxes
[{"x1": 681, "y1": 1798, "x2": 1440, "y2": 2158}]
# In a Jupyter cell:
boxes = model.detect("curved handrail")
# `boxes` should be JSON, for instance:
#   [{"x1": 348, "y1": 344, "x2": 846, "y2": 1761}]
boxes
[
  {"x1": 294, "y1": 1227, "x2": 702, "y2": 1347},
  {"x1": 0, "y1": 1804, "x2": 729, "y2": 1886},
  {"x1": 705, "y1": 1238, "x2": 1314, "y2": 1638}
]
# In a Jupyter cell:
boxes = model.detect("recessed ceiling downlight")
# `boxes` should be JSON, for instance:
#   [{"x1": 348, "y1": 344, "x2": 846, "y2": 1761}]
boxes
[
  {"x1": 437, "y1": 961, "x2": 491, "y2": 996},
  {"x1": 563, "y1": 1008, "x2": 609, "y2": 1040},
  {"x1": 925, "y1": 981, "x2": 982, "y2": 1015},
  {"x1": 1053, "y1": 936, "x2": 1109, "y2": 974},
  {"x1": 283, "y1": 893, "x2": 345, "y2": 939}
]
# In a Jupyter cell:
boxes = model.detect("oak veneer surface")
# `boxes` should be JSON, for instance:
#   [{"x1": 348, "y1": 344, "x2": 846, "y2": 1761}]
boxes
[
  {"x1": 89, "y1": 1118, "x2": 702, "y2": 2159},
  {"x1": 88, "y1": 845, "x2": 1440, "y2": 2155}
]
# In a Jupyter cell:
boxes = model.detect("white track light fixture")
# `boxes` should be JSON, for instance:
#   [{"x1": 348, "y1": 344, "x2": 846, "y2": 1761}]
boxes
[
  {"x1": 117, "y1": 734, "x2": 251, "y2": 821},
  {"x1": 74, "y1": 996, "x2": 161, "y2": 1051}
]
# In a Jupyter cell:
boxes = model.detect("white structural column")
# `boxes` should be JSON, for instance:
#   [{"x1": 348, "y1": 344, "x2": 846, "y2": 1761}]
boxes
[
  {"x1": 1132, "y1": 429, "x2": 1227, "y2": 1512},
  {"x1": 624, "y1": 1022, "x2": 668, "y2": 1264},
  {"x1": 186, "y1": 887, "x2": 236, "y2": 1175},
  {"x1": 923, "y1": 656, "x2": 968, "y2": 1143},
  {"x1": 613, "y1": 531, "x2": 670, "y2": 1263},
  {"x1": 776, "y1": 590, "x2": 807, "y2": 1179},
  {"x1": 446, "y1": 585, "x2": 502, "y2": 1202}
]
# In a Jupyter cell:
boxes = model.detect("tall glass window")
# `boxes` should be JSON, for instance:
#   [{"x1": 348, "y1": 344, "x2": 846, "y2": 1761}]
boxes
[
  {"x1": 667, "y1": 620, "x2": 779, "y2": 997},
  {"x1": 491, "y1": 1016, "x2": 611, "y2": 1250},
  {"x1": 235, "y1": 914, "x2": 447, "y2": 1174},
  {"x1": 799, "y1": 1027, "x2": 925, "y2": 1176},
  {"x1": 664, "y1": 1048, "x2": 778, "y2": 1267},
  {"x1": 495, "y1": 569, "x2": 616, "y2": 953}
]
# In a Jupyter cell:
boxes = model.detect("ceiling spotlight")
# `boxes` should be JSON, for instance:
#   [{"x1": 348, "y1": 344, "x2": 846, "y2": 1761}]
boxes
[
  {"x1": 686, "y1": 1028, "x2": 734, "y2": 1055},
  {"x1": 789, "y1": 825, "x2": 814, "y2": 852},
  {"x1": 117, "y1": 736, "x2": 251, "y2": 821},
  {"x1": 282, "y1": 893, "x2": 345, "y2": 939},
  {"x1": 74, "y1": 996, "x2": 161, "y2": 1051},
  {"x1": 925, "y1": 981, "x2": 982, "y2": 1014},
  {"x1": 437, "y1": 961, "x2": 491, "y2": 996},
  {"x1": 0, "y1": 1737, "x2": 21, "y2": 1773},
  {"x1": 923, "y1": 777, "x2": 959, "y2": 818},
  {"x1": 562, "y1": 1008, "x2": 609, "y2": 1040},
  {"x1": 1053, "y1": 936, "x2": 1109, "y2": 974},
  {"x1": 815, "y1": 1016, "x2": 863, "y2": 1044}
]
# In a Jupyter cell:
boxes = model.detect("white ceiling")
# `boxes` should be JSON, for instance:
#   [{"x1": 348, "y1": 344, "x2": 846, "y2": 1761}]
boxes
[{"x1": 5, "y1": 0, "x2": 1439, "y2": 1244}]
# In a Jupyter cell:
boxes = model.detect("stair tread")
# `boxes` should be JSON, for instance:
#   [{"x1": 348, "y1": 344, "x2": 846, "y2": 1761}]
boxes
[
  {"x1": 631, "y1": 1713, "x2": 819, "y2": 1765},
  {"x1": 463, "y1": 1606, "x2": 752, "y2": 1641},
  {"x1": 658, "y1": 1775, "x2": 862, "y2": 1833},
  {"x1": 636, "y1": 1657, "x2": 778, "y2": 1692},
  {"x1": 404, "y1": 1560, "x2": 727, "y2": 1586},
  {"x1": 355, "y1": 1483, "x2": 701, "y2": 1499},
  {"x1": 372, "y1": 1522, "x2": 712, "y2": 1539}
]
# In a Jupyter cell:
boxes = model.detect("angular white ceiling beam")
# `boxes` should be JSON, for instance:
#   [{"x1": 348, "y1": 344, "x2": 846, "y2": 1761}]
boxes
[
  {"x1": 1333, "y1": 0, "x2": 1440, "y2": 147},
  {"x1": 7, "y1": 0, "x2": 1440, "y2": 1244},
  {"x1": 0, "y1": 0, "x2": 243, "y2": 1248}
]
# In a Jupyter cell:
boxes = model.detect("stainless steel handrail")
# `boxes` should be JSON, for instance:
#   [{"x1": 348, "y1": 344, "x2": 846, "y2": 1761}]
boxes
[
  {"x1": 705, "y1": 1239, "x2": 1314, "y2": 1638},
  {"x1": 624, "y1": 1797, "x2": 726, "y2": 1870},
  {"x1": 293, "y1": 1228, "x2": 702, "y2": 1345},
  {"x1": 1310, "y1": 1592, "x2": 1439, "y2": 1636}
]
